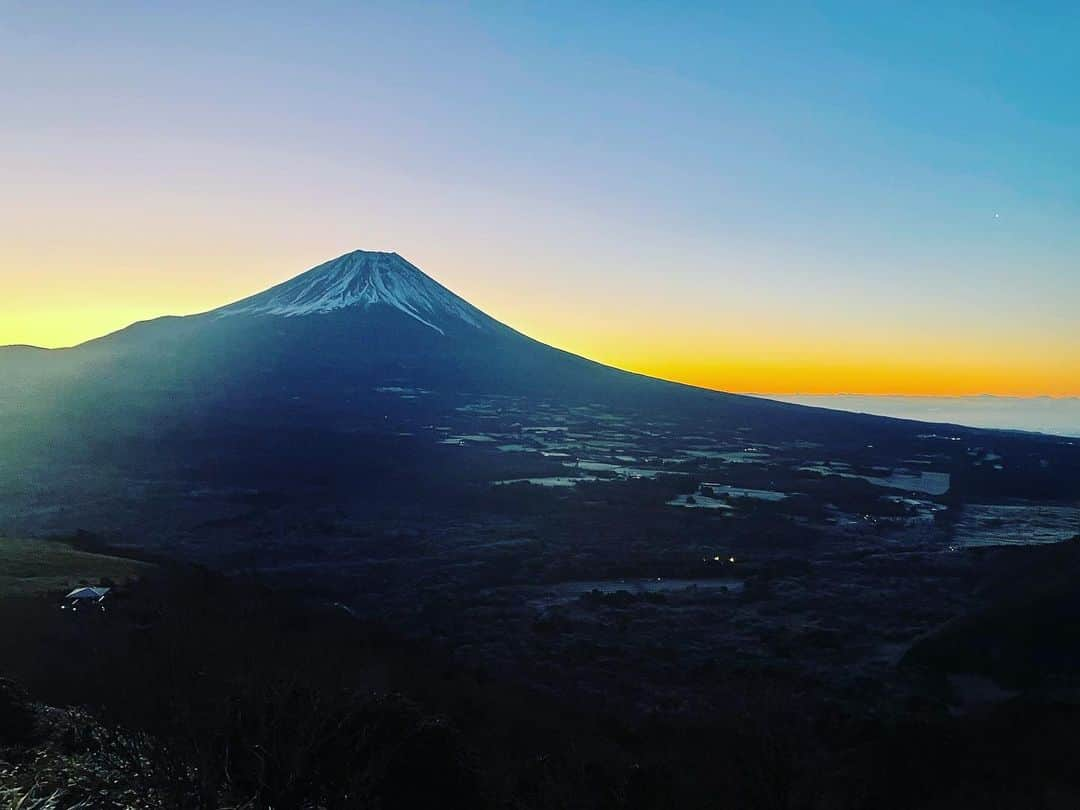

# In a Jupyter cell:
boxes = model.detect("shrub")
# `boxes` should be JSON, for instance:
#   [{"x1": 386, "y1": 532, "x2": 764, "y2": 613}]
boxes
[{"x1": 0, "y1": 678, "x2": 35, "y2": 746}]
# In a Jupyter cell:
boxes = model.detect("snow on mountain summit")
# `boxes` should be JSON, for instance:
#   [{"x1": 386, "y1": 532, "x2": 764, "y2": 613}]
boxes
[{"x1": 217, "y1": 250, "x2": 498, "y2": 336}]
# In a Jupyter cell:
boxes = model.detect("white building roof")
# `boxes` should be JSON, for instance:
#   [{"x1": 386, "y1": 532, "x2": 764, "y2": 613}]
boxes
[{"x1": 65, "y1": 587, "x2": 110, "y2": 600}]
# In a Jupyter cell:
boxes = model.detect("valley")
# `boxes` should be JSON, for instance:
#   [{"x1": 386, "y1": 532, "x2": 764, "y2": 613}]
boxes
[{"x1": 4, "y1": 382, "x2": 1077, "y2": 719}]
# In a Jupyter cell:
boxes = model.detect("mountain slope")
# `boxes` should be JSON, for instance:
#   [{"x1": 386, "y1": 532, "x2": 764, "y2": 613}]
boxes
[
  {"x1": 0, "y1": 252, "x2": 674, "y2": 450},
  {"x1": 0, "y1": 249, "x2": 1035, "y2": 460},
  {"x1": 0, "y1": 249, "x2": 763, "y2": 416}
]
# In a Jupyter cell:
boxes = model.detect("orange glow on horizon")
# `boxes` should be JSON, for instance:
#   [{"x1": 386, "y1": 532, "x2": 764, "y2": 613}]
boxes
[
  {"x1": 621, "y1": 360, "x2": 1079, "y2": 399},
  {"x1": 4, "y1": 307, "x2": 1075, "y2": 399},
  {"x1": 2, "y1": 253, "x2": 1076, "y2": 399}
]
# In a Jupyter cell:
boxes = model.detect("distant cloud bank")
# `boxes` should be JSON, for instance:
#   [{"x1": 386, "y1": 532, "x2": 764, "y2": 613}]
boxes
[{"x1": 764, "y1": 395, "x2": 1080, "y2": 438}]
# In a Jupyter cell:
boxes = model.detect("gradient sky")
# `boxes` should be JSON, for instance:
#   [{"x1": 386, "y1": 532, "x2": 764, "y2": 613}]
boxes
[{"x1": 2, "y1": 2, "x2": 1078, "y2": 395}]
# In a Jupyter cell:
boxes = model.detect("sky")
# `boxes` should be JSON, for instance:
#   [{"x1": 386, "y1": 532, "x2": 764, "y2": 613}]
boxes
[{"x1": 2, "y1": 2, "x2": 1078, "y2": 396}]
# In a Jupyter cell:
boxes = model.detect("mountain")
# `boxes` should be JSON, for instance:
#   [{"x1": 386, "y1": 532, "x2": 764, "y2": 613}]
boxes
[
  {"x1": 0, "y1": 249, "x2": 1043, "y2": 445},
  {"x1": 0, "y1": 249, "x2": 765, "y2": 434}
]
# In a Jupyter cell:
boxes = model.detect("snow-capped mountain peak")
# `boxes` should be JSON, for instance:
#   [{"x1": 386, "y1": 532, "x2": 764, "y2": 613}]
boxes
[{"x1": 216, "y1": 250, "x2": 497, "y2": 336}]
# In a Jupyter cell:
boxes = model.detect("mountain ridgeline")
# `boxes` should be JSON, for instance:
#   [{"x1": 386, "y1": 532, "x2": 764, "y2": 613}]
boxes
[
  {"x1": 3, "y1": 252, "x2": 709, "y2": 427},
  {"x1": 0, "y1": 250, "x2": 831, "y2": 446}
]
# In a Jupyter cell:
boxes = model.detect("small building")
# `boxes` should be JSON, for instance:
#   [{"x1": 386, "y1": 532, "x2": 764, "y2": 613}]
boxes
[{"x1": 62, "y1": 586, "x2": 111, "y2": 612}]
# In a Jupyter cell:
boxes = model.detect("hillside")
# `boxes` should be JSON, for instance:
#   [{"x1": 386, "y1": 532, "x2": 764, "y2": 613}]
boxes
[{"x1": 0, "y1": 536, "x2": 152, "y2": 599}]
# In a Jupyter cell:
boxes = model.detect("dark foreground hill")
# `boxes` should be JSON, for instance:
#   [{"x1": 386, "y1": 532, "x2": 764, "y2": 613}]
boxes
[
  {"x1": 3, "y1": 548, "x2": 1080, "y2": 810},
  {"x1": 904, "y1": 535, "x2": 1080, "y2": 690}
]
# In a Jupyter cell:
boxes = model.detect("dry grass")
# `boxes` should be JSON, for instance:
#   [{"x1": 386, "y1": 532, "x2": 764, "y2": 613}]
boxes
[
  {"x1": 0, "y1": 707, "x2": 186, "y2": 810},
  {"x1": 0, "y1": 538, "x2": 151, "y2": 598}
]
